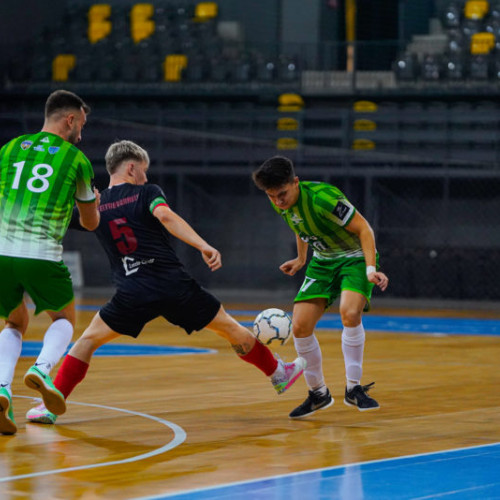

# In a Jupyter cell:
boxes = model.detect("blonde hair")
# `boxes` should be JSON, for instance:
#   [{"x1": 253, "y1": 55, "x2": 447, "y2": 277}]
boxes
[{"x1": 105, "y1": 140, "x2": 150, "y2": 175}]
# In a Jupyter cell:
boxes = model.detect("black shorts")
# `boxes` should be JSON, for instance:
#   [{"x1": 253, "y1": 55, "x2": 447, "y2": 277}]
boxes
[{"x1": 99, "y1": 279, "x2": 221, "y2": 338}]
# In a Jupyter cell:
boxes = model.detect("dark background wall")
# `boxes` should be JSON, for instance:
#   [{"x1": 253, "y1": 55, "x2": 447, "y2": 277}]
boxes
[
  {"x1": 1, "y1": 0, "x2": 499, "y2": 302},
  {"x1": 0, "y1": 0, "x2": 65, "y2": 70}
]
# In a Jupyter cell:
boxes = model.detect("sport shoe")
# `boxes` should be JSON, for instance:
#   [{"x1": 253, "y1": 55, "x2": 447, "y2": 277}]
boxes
[
  {"x1": 23, "y1": 365, "x2": 66, "y2": 416},
  {"x1": 26, "y1": 403, "x2": 57, "y2": 425},
  {"x1": 344, "y1": 382, "x2": 379, "y2": 411},
  {"x1": 289, "y1": 388, "x2": 334, "y2": 419},
  {"x1": 271, "y1": 356, "x2": 306, "y2": 395},
  {"x1": 0, "y1": 387, "x2": 17, "y2": 435}
]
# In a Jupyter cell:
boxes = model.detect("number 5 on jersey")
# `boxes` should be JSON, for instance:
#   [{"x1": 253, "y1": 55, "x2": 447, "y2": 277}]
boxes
[{"x1": 109, "y1": 217, "x2": 138, "y2": 255}]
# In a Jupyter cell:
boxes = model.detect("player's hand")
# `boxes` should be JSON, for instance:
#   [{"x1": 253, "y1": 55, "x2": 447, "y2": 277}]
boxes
[
  {"x1": 201, "y1": 244, "x2": 222, "y2": 271},
  {"x1": 368, "y1": 270, "x2": 389, "y2": 291},
  {"x1": 93, "y1": 187, "x2": 101, "y2": 206},
  {"x1": 280, "y1": 258, "x2": 305, "y2": 276}
]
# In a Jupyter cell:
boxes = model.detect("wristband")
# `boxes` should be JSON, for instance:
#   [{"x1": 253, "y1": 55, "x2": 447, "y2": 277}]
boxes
[{"x1": 366, "y1": 265, "x2": 376, "y2": 277}]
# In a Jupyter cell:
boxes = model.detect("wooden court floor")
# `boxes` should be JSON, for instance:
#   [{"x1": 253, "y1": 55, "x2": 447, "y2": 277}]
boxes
[{"x1": 1, "y1": 299, "x2": 500, "y2": 499}]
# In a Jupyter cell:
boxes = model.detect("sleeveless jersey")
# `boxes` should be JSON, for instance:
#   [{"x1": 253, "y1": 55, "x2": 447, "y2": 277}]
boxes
[
  {"x1": 0, "y1": 132, "x2": 95, "y2": 261},
  {"x1": 273, "y1": 181, "x2": 363, "y2": 260},
  {"x1": 91, "y1": 183, "x2": 193, "y2": 300}
]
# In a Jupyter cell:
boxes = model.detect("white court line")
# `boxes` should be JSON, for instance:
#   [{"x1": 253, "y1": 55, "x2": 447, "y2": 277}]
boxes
[{"x1": 0, "y1": 396, "x2": 187, "y2": 484}]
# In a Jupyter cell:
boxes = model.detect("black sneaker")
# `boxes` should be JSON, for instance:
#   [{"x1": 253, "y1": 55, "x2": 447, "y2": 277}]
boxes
[
  {"x1": 289, "y1": 388, "x2": 334, "y2": 419},
  {"x1": 344, "y1": 382, "x2": 379, "y2": 411}
]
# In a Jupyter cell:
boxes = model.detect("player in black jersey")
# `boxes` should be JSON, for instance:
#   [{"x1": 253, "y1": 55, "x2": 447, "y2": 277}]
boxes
[{"x1": 26, "y1": 140, "x2": 305, "y2": 424}]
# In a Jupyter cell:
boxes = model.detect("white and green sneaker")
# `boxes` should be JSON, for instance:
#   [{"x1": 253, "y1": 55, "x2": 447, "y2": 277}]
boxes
[
  {"x1": 23, "y1": 365, "x2": 66, "y2": 415},
  {"x1": 0, "y1": 387, "x2": 17, "y2": 435},
  {"x1": 26, "y1": 403, "x2": 57, "y2": 425}
]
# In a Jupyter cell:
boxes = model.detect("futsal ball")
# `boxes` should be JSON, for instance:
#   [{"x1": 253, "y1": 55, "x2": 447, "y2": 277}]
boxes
[{"x1": 253, "y1": 308, "x2": 292, "y2": 346}]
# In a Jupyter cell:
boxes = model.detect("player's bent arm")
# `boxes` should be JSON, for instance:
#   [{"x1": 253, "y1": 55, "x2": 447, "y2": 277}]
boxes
[
  {"x1": 76, "y1": 199, "x2": 100, "y2": 231},
  {"x1": 153, "y1": 205, "x2": 221, "y2": 271},
  {"x1": 345, "y1": 211, "x2": 389, "y2": 290},
  {"x1": 295, "y1": 234, "x2": 309, "y2": 265},
  {"x1": 153, "y1": 204, "x2": 209, "y2": 251},
  {"x1": 280, "y1": 235, "x2": 308, "y2": 276},
  {"x1": 344, "y1": 211, "x2": 377, "y2": 268}
]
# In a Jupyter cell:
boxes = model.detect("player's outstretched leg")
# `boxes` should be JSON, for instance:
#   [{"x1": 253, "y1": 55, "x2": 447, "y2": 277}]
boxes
[
  {"x1": 0, "y1": 387, "x2": 17, "y2": 435},
  {"x1": 206, "y1": 305, "x2": 306, "y2": 394}
]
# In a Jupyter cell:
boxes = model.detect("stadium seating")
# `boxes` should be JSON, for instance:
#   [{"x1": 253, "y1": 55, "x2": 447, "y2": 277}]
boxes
[
  {"x1": 1, "y1": 1, "x2": 300, "y2": 86},
  {"x1": 421, "y1": 53, "x2": 444, "y2": 81},
  {"x1": 394, "y1": 53, "x2": 420, "y2": 81},
  {"x1": 394, "y1": 0, "x2": 500, "y2": 84}
]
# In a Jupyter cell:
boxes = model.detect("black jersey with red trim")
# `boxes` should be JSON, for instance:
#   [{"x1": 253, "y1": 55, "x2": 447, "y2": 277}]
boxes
[{"x1": 93, "y1": 183, "x2": 193, "y2": 299}]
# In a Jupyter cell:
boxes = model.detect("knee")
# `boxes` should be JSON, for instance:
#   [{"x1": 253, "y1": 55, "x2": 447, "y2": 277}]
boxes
[
  {"x1": 340, "y1": 308, "x2": 362, "y2": 328},
  {"x1": 292, "y1": 319, "x2": 313, "y2": 338},
  {"x1": 5, "y1": 320, "x2": 27, "y2": 335}
]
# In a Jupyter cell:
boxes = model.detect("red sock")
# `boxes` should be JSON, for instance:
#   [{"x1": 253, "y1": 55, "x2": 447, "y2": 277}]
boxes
[
  {"x1": 53, "y1": 355, "x2": 89, "y2": 399},
  {"x1": 239, "y1": 340, "x2": 278, "y2": 376}
]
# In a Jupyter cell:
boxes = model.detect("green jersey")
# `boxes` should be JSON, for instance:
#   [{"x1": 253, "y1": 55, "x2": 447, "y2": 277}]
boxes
[
  {"x1": 273, "y1": 181, "x2": 363, "y2": 260},
  {"x1": 0, "y1": 132, "x2": 95, "y2": 261}
]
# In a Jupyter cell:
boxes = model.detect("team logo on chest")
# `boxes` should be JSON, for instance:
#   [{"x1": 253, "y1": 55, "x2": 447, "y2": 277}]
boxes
[{"x1": 290, "y1": 213, "x2": 304, "y2": 225}]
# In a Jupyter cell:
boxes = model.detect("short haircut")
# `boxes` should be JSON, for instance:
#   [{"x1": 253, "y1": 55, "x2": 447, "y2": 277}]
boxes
[
  {"x1": 44, "y1": 90, "x2": 90, "y2": 119},
  {"x1": 252, "y1": 156, "x2": 296, "y2": 190},
  {"x1": 105, "y1": 140, "x2": 150, "y2": 175}
]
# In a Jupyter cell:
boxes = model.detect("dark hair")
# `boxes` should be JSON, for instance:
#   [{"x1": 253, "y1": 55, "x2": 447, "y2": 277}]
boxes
[
  {"x1": 44, "y1": 90, "x2": 90, "y2": 119},
  {"x1": 252, "y1": 156, "x2": 295, "y2": 190}
]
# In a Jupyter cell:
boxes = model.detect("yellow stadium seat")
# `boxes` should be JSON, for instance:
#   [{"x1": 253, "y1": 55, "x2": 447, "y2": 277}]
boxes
[
  {"x1": 277, "y1": 117, "x2": 299, "y2": 131},
  {"x1": 194, "y1": 2, "x2": 218, "y2": 21},
  {"x1": 471, "y1": 32, "x2": 495, "y2": 53},
  {"x1": 88, "y1": 4, "x2": 111, "y2": 22},
  {"x1": 88, "y1": 20, "x2": 112, "y2": 43},
  {"x1": 130, "y1": 3, "x2": 155, "y2": 42},
  {"x1": 464, "y1": 0, "x2": 489, "y2": 19},
  {"x1": 131, "y1": 3, "x2": 154, "y2": 21},
  {"x1": 278, "y1": 93, "x2": 304, "y2": 111},
  {"x1": 352, "y1": 139, "x2": 375, "y2": 150},
  {"x1": 164, "y1": 55, "x2": 188, "y2": 81},
  {"x1": 52, "y1": 54, "x2": 76, "y2": 81},
  {"x1": 353, "y1": 100, "x2": 378, "y2": 112},
  {"x1": 353, "y1": 119, "x2": 377, "y2": 131},
  {"x1": 276, "y1": 138, "x2": 299, "y2": 150},
  {"x1": 131, "y1": 20, "x2": 155, "y2": 43}
]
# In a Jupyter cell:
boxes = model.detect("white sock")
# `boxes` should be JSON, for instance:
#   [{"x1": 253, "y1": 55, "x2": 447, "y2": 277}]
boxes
[
  {"x1": 341, "y1": 323, "x2": 366, "y2": 391},
  {"x1": 293, "y1": 334, "x2": 326, "y2": 393},
  {"x1": 0, "y1": 327, "x2": 23, "y2": 395},
  {"x1": 35, "y1": 319, "x2": 73, "y2": 374}
]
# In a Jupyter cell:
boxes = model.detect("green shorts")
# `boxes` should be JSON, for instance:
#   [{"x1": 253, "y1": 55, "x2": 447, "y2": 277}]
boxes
[
  {"x1": 294, "y1": 256, "x2": 378, "y2": 311},
  {"x1": 0, "y1": 255, "x2": 74, "y2": 318}
]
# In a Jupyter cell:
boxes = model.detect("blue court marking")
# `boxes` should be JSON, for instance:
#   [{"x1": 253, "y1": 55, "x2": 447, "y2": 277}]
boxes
[
  {"x1": 234, "y1": 311, "x2": 500, "y2": 336},
  {"x1": 139, "y1": 442, "x2": 500, "y2": 500},
  {"x1": 21, "y1": 342, "x2": 215, "y2": 357}
]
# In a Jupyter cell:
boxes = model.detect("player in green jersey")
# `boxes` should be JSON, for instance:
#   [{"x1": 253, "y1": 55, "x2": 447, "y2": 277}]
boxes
[
  {"x1": 0, "y1": 90, "x2": 100, "y2": 435},
  {"x1": 252, "y1": 156, "x2": 389, "y2": 419}
]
